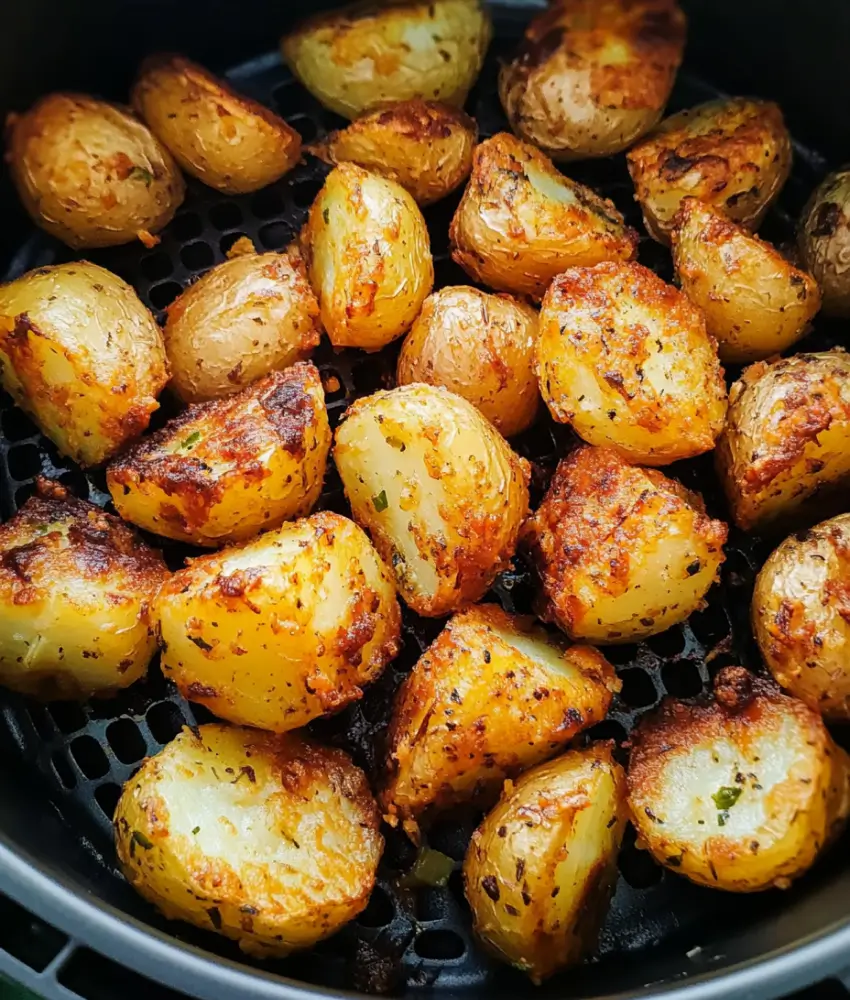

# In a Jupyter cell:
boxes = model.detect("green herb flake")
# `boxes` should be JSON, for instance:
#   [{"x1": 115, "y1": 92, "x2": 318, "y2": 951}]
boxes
[
  {"x1": 181, "y1": 431, "x2": 201, "y2": 450},
  {"x1": 712, "y1": 786, "x2": 742, "y2": 811},
  {"x1": 717, "y1": 811, "x2": 729, "y2": 827},
  {"x1": 400, "y1": 847, "x2": 454, "y2": 888},
  {"x1": 129, "y1": 166, "x2": 154, "y2": 187},
  {"x1": 372, "y1": 489, "x2": 389, "y2": 513},
  {"x1": 322, "y1": 207, "x2": 330, "y2": 224},
  {"x1": 131, "y1": 830, "x2": 154, "y2": 850},
  {"x1": 385, "y1": 434, "x2": 406, "y2": 451},
  {"x1": 192, "y1": 826, "x2": 201, "y2": 835}
]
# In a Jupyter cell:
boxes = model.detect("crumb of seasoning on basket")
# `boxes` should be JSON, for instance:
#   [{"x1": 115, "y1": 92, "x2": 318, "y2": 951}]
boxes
[{"x1": 400, "y1": 846, "x2": 454, "y2": 888}]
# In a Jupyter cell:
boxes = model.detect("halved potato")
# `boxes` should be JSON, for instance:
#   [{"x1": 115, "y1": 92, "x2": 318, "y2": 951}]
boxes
[
  {"x1": 537, "y1": 261, "x2": 727, "y2": 465},
  {"x1": 798, "y1": 168, "x2": 850, "y2": 317},
  {"x1": 464, "y1": 745, "x2": 627, "y2": 983},
  {"x1": 334, "y1": 384, "x2": 530, "y2": 617},
  {"x1": 450, "y1": 133, "x2": 638, "y2": 299},
  {"x1": 524, "y1": 445, "x2": 727, "y2": 643},
  {"x1": 628, "y1": 667, "x2": 850, "y2": 892},
  {"x1": 115, "y1": 723, "x2": 383, "y2": 957}
]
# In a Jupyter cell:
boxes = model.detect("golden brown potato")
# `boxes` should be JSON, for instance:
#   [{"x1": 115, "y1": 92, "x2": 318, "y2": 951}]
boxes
[
  {"x1": 320, "y1": 100, "x2": 477, "y2": 206},
  {"x1": 798, "y1": 168, "x2": 850, "y2": 317},
  {"x1": 6, "y1": 93, "x2": 184, "y2": 249},
  {"x1": 0, "y1": 262, "x2": 168, "y2": 467},
  {"x1": 0, "y1": 479, "x2": 167, "y2": 700},
  {"x1": 464, "y1": 745, "x2": 627, "y2": 983},
  {"x1": 753, "y1": 514, "x2": 850, "y2": 721},
  {"x1": 281, "y1": 0, "x2": 492, "y2": 120},
  {"x1": 524, "y1": 446, "x2": 727, "y2": 644},
  {"x1": 107, "y1": 364, "x2": 330, "y2": 548},
  {"x1": 672, "y1": 198, "x2": 821, "y2": 363},
  {"x1": 537, "y1": 261, "x2": 727, "y2": 465},
  {"x1": 132, "y1": 54, "x2": 301, "y2": 194},
  {"x1": 115, "y1": 724, "x2": 383, "y2": 957},
  {"x1": 716, "y1": 350, "x2": 850, "y2": 532},
  {"x1": 627, "y1": 98, "x2": 792, "y2": 244},
  {"x1": 155, "y1": 511, "x2": 400, "y2": 732},
  {"x1": 396, "y1": 286, "x2": 539, "y2": 437},
  {"x1": 628, "y1": 667, "x2": 850, "y2": 892},
  {"x1": 334, "y1": 384, "x2": 530, "y2": 617},
  {"x1": 499, "y1": 0, "x2": 686, "y2": 161},
  {"x1": 303, "y1": 163, "x2": 433, "y2": 350},
  {"x1": 450, "y1": 133, "x2": 638, "y2": 299}
]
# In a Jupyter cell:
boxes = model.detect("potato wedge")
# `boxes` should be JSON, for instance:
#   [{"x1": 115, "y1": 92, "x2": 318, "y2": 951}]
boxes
[{"x1": 798, "y1": 167, "x2": 850, "y2": 317}]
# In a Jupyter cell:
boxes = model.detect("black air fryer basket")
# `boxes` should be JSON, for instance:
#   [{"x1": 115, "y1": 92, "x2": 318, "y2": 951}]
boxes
[{"x1": 2, "y1": 2, "x2": 850, "y2": 999}]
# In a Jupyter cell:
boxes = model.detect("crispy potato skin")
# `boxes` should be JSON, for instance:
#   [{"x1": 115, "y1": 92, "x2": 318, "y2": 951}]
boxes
[
  {"x1": 672, "y1": 198, "x2": 821, "y2": 363},
  {"x1": 0, "y1": 479, "x2": 167, "y2": 700},
  {"x1": 537, "y1": 262, "x2": 727, "y2": 464},
  {"x1": 628, "y1": 667, "x2": 850, "y2": 892},
  {"x1": 627, "y1": 98, "x2": 791, "y2": 244},
  {"x1": 304, "y1": 163, "x2": 433, "y2": 350},
  {"x1": 524, "y1": 446, "x2": 727, "y2": 643},
  {"x1": 753, "y1": 514, "x2": 850, "y2": 721},
  {"x1": 6, "y1": 93, "x2": 184, "y2": 249},
  {"x1": 132, "y1": 54, "x2": 301, "y2": 194},
  {"x1": 114, "y1": 724, "x2": 383, "y2": 957},
  {"x1": 0, "y1": 262, "x2": 168, "y2": 467},
  {"x1": 163, "y1": 251, "x2": 320, "y2": 403},
  {"x1": 107, "y1": 364, "x2": 330, "y2": 548},
  {"x1": 397, "y1": 286, "x2": 540, "y2": 437},
  {"x1": 716, "y1": 350, "x2": 850, "y2": 532},
  {"x1": 450, "y1": 133, "x2": 638, "y2": 300},
  {"x1": 798, "y1": 168, "x2": 850, "y2": 317},
  {"x1": 321, "y1": 100, "x2": 477, "y2": 206},
  {"x1": 281, "y1": 0, "x2": 492, "y2": 120},
  {"x1": 499, "y1": 0, "x2": 686, "y2": 161},
  {"x1": 334, "y1": 384, "x2": 531, "y2": 617},
  {"x1": 464, "y1": 746, "x2": 627, "y2": 983},
  {"x1": 381, "y1": 604, "x2": 619, "y2": 825},
  {"x1": 155, "y1": 512, "x2": 401, "y2": 732}
]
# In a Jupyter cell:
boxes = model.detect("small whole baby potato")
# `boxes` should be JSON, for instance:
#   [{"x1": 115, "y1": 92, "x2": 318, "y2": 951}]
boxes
[
  {"x1": 0, "y1": 261, "x2": 168, "y2": 467},
  {"x1": 464, "y1": 745, "x2": 627, "y2": 983},
  {"x1": 107, "y1": 364, "x2": 330, "y2": 548},
  {"x1": 524, "y1": 446, "x2": 727, "y2": 643},
  {"x1": 537, "y1": 261, "x2": 727, "y2": 465},
  {"x1": 798, "y1": 168, "x2": 850, "y2": 317},
  {"x1": 163, "y1": 250, "x2": 320, "y2": 403},
  {"x1": 672, "y1": 198, "x2": 821, "y2": 363},
  {"x1": 396, "y1": 286, "x2": 539, "y2": 436},
  {"x1": 155, "y1": 511, "x2": 401, "y2": 732},
  {"x1": 716, "y1": 350, "x2": 850, "y2": 531},
  {"x1": 450, "y1": 133, "x2": 638, "y2": 300},
  {"x1": 115, "y1": 724, "x2": 383, "y2": 956},
  {"x1": 499, "y1": 0, "x2": 686, "y2": 161},
  {"x1": 753, "y1": 514, "x2": 850, "y2": 721},
  {"x1": 304, "y1": 163, "x2": 433, "y2": 350},
  {"x1": 132, "y1": 54, "x2": 301, "y2": 194},
  {"x1": 627, "y1": 97, "x2": 792, "y2": 244},
  {"x1": 628, "y1": 667, "x2": 850, "y2": 892},
  {"x1": 0, "y1": 479, "x2": 167, "y2": 700},
  {"x1": 320, "y1": 100, "x2": 477, "y2": 206},
  {"x1": 381, "y1": 603, "x2": 619, "y2": 829},
  {"x1": 334, "y1": 384, "x2": 530, "y2": 617},
  {"x1": 281, "y1": 0, "x2": 492, "y2": 120},
  {"x1": 6, "y1": 93, "x2": 184, "y2": 249}
]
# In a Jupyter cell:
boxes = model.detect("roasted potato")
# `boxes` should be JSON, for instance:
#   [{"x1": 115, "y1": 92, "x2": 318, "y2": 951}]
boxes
[
  {"x1": 499, "y1": 0, "x2": 686, "y2": 162},
  {"x1": 464, "y1": 745, "x2": 627, "y2": 983},
  {"x1": 155, "y1": 511, "x2": 400, "y2": 732},
  {"x1": 798, "y1": 167, "x2": 850, "y2": 317},
  {"x1": 6, "y1": 93, "x2": 184, "y2": 249},
  {"x1": 132, "y1": 54, "x2": 301, "y2": 194},
  {"x1": 627, "y1": 98, "x2": 792, "y2": 244},
  {"x1": 450, "y1": 133, "x2": 638, "y2": 299},
  {"x1": 320, "y1": 100, "x2": 477, "y2": 206},
  {"x1": 537, "y1": 262, "x2": 727, "y2": 465},
  {"x1": 107, "y1": 364, "x2": 330, "y2": 548},
  {"x1": 396, "y1": 286, "x2": 539, "y2": 437},
  {"x1": 281, "y1": 0, "x2": 492, "y2": 120},
  {"x1": 672, "y1": 197, "x2": 821, "y2": 363},
  {"x1": 115, "y1": 724, "x2": 383, "y2": 956},
  {"x1": 628, "y1": 667, "x2": 850, "y2": 892},
  {"x1": 334, "y1": 384, "x2": 530, "y2": 617},
  {"x1": 753, "y1": 514, "x2": 850, "y2": 722},
  {"x1": 0, "y1": 479, "x2": 167, "y2": 700},
  {"x1": 716, "y1": 350, "x2": 850, "y2": 531},
  {"x1": 0, "y1": 262, "x2": 168, "y2": 467},
  {"x1": 524, "y1": 446, "x2": 727, "y2": 643},
  {"x1": 303, "y1": 163, "x2": 433, "y2": 350}
]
